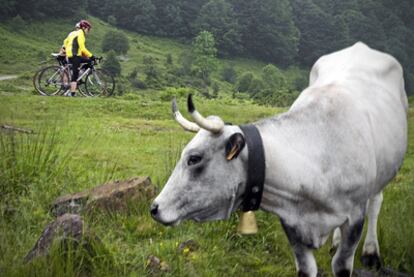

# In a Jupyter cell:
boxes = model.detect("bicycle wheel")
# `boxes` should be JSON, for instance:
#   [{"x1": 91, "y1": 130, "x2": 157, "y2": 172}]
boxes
[
  {"x1": 77, "y1": 76, "x2": 89, "y2": 97},
  {"x1": 85, "y1": 69, "x2": 115, "y2": 97},
  {"x1": 32, "y1": 68, "x2": 43, "y2": 95},
  {"x1": 37, "y1": 66, "x2": 68, "y2": 96}
]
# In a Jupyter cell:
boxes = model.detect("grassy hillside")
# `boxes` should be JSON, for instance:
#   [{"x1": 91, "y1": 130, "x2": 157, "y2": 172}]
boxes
[
  {"x1": 0, "y1": 16, "x2": 307, "y2": 99},
  {"x1": 0, "y1": 16, "x2": 413, "y2": 277}
]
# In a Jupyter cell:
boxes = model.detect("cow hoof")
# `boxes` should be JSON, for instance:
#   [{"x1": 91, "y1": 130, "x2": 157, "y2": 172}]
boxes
[
  {"x1": 334, "y1": 269, "x2": 350, "y2": 277},
  {"x1": 360, "y1": 253, "x2": 381, "y2": 270}
]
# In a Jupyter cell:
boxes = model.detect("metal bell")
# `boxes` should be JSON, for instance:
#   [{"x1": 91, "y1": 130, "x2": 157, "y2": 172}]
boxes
[{"x1": 237, "y1": 211, "x2": 258, "y2": 235}]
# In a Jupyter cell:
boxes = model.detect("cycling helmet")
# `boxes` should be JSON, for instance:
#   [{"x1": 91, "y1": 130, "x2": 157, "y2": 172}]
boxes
[
  {"x1": 79, "y1": 20, "x2": 92, "y2": 30},
  {"x1": 75, "y1": 22, "x2": 80, "y2": 29}
]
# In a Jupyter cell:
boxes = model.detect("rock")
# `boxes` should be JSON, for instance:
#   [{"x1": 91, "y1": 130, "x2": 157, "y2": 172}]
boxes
[
  {"x1": 24, "y1": 214, "x2": 85, "y2": 263},
  {"x1": 50, "y1": 177, "x2": 156, "y2": 216},
  {"x1": 87, "y1": 176, "x2": 156, "y2": 212},
  {"x1": 51, "y1": 191, "x2": 89, "y2": 217},
  {"x1": 146, "y1": 255, "x2": 171, "y2": 274},
  {"x1": 177, "y1": 239, "x2": 199, "y2": 254}
]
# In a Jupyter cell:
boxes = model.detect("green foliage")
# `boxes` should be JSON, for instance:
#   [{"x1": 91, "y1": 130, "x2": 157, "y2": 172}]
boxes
[
  {"x1": 194, "y1": 0, "x2": 242, "y2": 56},
  {"x1": 143, "y1": 55, "x2": 161, "y2": 86},
  {"x1": 229, "y1": 0, "x2": 299, "y2": 66},
  {"x1": 192, "y1": 31, "x2": 218, "y2": 82},
  {"x1": 1, "y1": 0, "x2": 85, "y2": 20},
  {"x1": 107, "y1": 15, "x2": 117, "y2": 26},
  {"x1": 261, "y1": 64, "x2": 287, "y2": 89},
  {"x1": 220, "y1": 65, "x2": 237, "y2": 84},
  {"x1": 236, "y1": 71, "x2": 254, "y2": 93},
  {"x1": 101, "y1": 30, "x2": 129, "y2": 54},
  {"x1": 0, "y1": 130, "x2": 73, "y2": 209},
  {"x1": 10, "y1": 15, "x2": 26, "y2": 32},
  {"x1": 166, "y1": 53, "x2": 173, "y2": 65},
  {"x1": 253, "y1": 88, "x2": 300, "y2": 107},
  {"x1": 159, "y1": 87, "x2": 191, "y2": 101},
  {"x1": 102, "y1": 50, "x2": 121, "y2": 77}
]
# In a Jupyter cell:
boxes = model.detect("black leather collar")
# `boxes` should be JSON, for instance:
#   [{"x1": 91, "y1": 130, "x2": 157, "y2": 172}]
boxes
[{"x1": 239, "y1": 124, "x2": 266, "y2": 211}]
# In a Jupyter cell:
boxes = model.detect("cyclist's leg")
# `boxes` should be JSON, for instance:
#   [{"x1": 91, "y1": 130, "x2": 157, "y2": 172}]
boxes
[
  {"x1": 68, "y1": 56, "x2": 81, "y2": 96},
  {"x1": 61, "y1": 57, "x2": 69, "y2": 89}
]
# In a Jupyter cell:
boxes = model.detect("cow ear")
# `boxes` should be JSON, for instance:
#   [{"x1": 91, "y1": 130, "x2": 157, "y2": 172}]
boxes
[{"x1": 226, "y1": 133, "x2": 245, "y2": 161}]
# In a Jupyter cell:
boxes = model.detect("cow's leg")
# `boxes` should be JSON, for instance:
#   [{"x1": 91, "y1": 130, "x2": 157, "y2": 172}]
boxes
[
  {"x1": 331, "y1": 215, "x2": 365, "y2": 277},
  {"x1": 361, "y1": 192, "x2": 383, "y2": 269},
  {"x1": 280, "y1": 220, "x2": 317, "y2": 277},
  {"x1": 330, "y1": 227, "x2": 341, "y2": 254}
]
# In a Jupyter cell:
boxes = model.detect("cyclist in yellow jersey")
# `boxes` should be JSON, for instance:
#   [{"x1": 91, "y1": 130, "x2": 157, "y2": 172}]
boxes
[{"x1": 63, "y1": 20, "x2": 95, "y2": 96}]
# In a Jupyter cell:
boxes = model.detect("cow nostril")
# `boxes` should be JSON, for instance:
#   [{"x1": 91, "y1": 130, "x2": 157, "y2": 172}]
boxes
[{"x1": 150, "y1": 203, "x2": 159, "y2": 217}]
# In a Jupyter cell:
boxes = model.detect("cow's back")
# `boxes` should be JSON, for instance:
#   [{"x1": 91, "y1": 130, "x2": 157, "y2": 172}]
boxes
[{"x1": 291, "y1": 42, "x2": 408, "y2": 193}]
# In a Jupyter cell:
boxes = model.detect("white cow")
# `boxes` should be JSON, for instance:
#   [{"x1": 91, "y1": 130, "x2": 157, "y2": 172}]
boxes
[{"x1": 151, "y1": 42, "x2": 408, "y2": 277}]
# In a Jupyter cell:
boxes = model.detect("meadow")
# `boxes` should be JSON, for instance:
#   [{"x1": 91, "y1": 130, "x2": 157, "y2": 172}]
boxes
[
  {"x1": 0, "y1": 16, "x2": 413, "y2": 277},
  {"x1": 0, "y1": 78, "x2": 413, "y2": 276}
]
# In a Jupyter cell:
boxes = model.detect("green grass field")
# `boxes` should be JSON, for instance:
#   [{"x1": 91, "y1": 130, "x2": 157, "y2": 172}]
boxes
[
  {"x1": 0, "y1": 86, "x2": 413, "y2": 276},
  {"x1": 0, "y1": 16, "x2": 413, "y2": 277}
]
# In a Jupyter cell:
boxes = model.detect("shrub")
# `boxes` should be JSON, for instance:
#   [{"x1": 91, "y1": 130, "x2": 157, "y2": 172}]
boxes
[
  {"x1": 166, "y1": 53, "x2": 173, "y2": 65},
  {"x1": 107, "y1": 15, "x2": 117, "y2": 26},
  {"x1": 236, "y1": 72, "x2": 254, "y2": 93},
  {"x1": 101, "y1": 31, "x2": 129, "y2": 54},
  {"x1": 143, "y1": 55, "x2": 161, "y2": 85},
  {"x1": 159, "y1": 87, "x2": 191, "y2": 101},
  {"x1": 102, "y1": 50, "x2": 121, "y2": 77},
  {"x1": 221, "y1": 66, "x2": 237, "y2": 84},
  {"x1": 10, "y1": 15, "x2": 26, "y2": 33}
]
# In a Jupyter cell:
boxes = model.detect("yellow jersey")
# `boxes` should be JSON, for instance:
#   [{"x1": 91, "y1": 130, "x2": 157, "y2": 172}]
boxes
[{"x1": 63, "y1": 29, "x2": 92, "y2": 58}]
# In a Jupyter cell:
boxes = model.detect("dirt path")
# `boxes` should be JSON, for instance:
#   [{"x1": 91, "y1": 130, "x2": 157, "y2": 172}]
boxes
[{"x1": 0, "y1": 75, "x2": 18, "y2": 81}]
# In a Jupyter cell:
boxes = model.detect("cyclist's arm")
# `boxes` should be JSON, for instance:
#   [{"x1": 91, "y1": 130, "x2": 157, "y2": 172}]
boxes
[{"x1": 78, "y1": 31, "x2": 93, "y2": 58}]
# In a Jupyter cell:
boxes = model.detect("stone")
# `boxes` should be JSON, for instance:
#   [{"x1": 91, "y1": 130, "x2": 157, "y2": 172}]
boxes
[
  {"x1": 51, "y1": 191, "x2": 89, "y2": 217},
  {"x1": 50, "y1": 176, "x2": 156, "y2": 216},
  {"x1": 24, "y1": 214, "x2": 85, "y2": 263},
  {"x1": 146, "y1": 255, "x2": 171, "y2": 274},
  {"x1": 87, "y1": 176, "x2": 156, "y2": 212},
  {"x1": 177, "y1": 239, "x2": 199, "y2": 254}
]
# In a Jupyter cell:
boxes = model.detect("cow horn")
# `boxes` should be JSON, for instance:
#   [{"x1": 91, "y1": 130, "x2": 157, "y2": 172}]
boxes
[
  {"x1": 172, "y1": 98, "x2": 200, "y2": 132},
  {"x1": 187, "y1": 94, "x2": 224, "y2": 133}
]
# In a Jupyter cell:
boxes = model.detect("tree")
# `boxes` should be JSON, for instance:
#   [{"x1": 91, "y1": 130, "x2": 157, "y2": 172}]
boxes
[
  {"x1": 292, "y1": 0, "x2": 349, "y2": 66},
  {"x1": 101, "y1": 31, "x2": 129, "y2": 55},
  {"x1": 261, "y1": 64, "x2": 287, "y2": 89},
  {"x1": 102, "y1": 50, "x2": 121, "y2": 76},
  {"x1": 194, "y1": 0, "x2": 243, "y2": 56},
  {"x1": 192, "y1": 31, "x2": 218, "y2": 82},
  {"x1": 230, "y1": 0, "x2": 299, "y2": 66}
]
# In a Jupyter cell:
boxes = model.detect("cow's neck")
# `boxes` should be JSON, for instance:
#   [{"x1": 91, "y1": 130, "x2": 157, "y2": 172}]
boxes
[{"x1": 239, "y1": 124, "x2": 266, "y2": 212}]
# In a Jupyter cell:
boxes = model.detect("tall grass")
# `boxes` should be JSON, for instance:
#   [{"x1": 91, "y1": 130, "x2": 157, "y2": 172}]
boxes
[{"x1": 0, "y1": 129, "x2": 73, "y2": 210}]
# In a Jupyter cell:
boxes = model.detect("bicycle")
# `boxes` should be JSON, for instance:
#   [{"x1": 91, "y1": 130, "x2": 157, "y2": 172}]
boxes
[{"x1": 33, "y1": 54, "x2": 115, "y2": 97}]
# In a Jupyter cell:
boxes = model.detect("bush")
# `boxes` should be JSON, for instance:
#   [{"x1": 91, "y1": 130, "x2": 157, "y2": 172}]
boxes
[
  {"x1": 101, "y1": 31, "x2": 129, "y2": 54},
  {"x1": 10, "y1": 15, "x2": 26, "y2": 32},
  {"x1": 159, "y1": 87, "x2": 191, "y2": 101},
  {"x1": 253, "y1": 88, "x2": 299, "y2": 107},
  {"x1": 221, "y1": 66, "x2": 237, "y2": 84},
  {"x1": 236, "y1": 71, "x2": 254, "y2": 93},
  {"x1": 143, "y1": 55, "x2": 161, "y2": 86},
  {"x1": 107, "y1": 15, "x2": 117, "y2": 26},
  {"x1": 102, "y1": 50, "x2": 121, "y2": 77},
  {"x1": 261, "y1": 64, "x2": 287, "y2": 88},
  {"x1": 166, "y1": 53, "x2": 173, "y2": 65}
]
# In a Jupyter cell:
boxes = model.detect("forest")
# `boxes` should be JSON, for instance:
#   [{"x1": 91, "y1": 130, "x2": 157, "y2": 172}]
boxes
[{"x1": 1, "y1": 0, "x2": 413, "y2": 94}]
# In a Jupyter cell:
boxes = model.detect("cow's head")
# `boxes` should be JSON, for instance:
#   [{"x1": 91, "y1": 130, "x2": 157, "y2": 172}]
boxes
[{"x1": 150, "y1": 95, "x2": 248, "y2": 226}]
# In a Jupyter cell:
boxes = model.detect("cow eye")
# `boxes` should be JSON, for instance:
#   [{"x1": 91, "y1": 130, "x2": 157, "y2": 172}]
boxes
[{"x1": 188, "y1": 155, "x2": 202, "y2": 166}]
